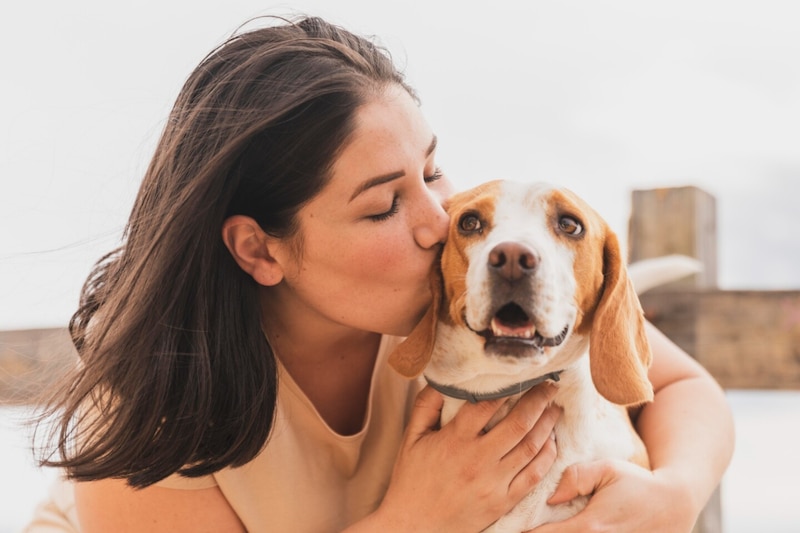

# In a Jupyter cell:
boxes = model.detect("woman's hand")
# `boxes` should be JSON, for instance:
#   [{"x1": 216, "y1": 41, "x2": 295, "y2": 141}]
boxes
[
  {"x1": 528, "y1": 323, "x2": 732, "y2": 533},
  {"x1": 363, "y1": 382, "x2": 561, "y2": 533},
  {"x1": 528, "y1": 459, "x2": 700, "y2": 533}
]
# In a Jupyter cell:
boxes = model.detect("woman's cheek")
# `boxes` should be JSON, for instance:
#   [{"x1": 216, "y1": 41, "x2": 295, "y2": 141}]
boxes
[{"x1": 355, "y1": 232, "x2": 407, "y2": 270}]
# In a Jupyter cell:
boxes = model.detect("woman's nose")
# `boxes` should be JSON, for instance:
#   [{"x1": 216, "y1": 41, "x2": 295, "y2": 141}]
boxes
[{"x1": 413, "y1": 189, "x2": 449, "y2": 249}]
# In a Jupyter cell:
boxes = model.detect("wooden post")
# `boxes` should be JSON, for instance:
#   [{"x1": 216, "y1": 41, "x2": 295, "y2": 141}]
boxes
[
  {"x1": 629, "y1": 185, "x2": 718, "y2": 290},
  {"x1": 628, "y1": 186, "x2": 723, "y2": 533}
]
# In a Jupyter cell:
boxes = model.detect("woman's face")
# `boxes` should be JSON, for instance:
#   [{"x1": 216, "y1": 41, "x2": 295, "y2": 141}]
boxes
[{"x1": 265, "y1": 85, "x2": 454, "y2": 337}]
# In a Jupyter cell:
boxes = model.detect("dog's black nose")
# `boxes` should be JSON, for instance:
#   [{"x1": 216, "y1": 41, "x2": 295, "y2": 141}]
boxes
[{"x1": 488, "y1": 242, "x2": 538, "y2": 281}]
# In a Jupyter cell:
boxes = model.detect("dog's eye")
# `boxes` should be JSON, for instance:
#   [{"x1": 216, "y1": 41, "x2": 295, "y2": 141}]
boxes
[
  {"x1": 558, "y1": 216, "x2": 583, "y2": 236},
  {"x1": 459, "y1": 213, "x2": 482, "y2": 233}
]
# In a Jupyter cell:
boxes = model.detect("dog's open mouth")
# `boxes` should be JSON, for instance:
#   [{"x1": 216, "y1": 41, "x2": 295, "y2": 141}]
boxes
[{"x1": 474, "y1": 303, "x2": 569, "y2": 352}]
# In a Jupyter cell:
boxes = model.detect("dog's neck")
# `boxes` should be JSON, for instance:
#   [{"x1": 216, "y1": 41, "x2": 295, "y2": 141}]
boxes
[
  {"x1": 424, "y1": 370, "x2": 563, "y2": 404},
  {"x1": 431, "y1": 369, "x2": 571, "y2": 430}
]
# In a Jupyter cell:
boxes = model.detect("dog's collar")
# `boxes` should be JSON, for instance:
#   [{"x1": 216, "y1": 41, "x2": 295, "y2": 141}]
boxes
[{"x1": 424, "y1": 371, "x2": 563, "y2": 404}]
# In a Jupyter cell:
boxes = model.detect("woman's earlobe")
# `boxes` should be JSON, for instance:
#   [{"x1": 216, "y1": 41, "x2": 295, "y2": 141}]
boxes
[{"x1": 221, "y1": 215, "x2": 285, "y2": 286}]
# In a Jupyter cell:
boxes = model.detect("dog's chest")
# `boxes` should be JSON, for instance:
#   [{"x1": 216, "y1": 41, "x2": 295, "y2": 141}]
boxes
[{"x1": 484, "y1": 367, "x2": 642, "y2": 532}]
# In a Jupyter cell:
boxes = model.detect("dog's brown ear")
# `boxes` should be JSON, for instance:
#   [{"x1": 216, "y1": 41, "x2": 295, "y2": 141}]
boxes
[
  {"x1": 388, "y1": 266, "x2": 442, "y2": 378},
  {"x1": 589, "y1": 230, "x2": 654, "y2": 406}
]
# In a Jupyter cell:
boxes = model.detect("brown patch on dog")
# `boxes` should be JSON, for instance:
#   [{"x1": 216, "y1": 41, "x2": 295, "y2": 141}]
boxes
[
  {"x1": 591, "y1": 230, "x2": 653, "y2": 405},
  {"x1": 547, "y1": 188, "x2": 653, "y2": 406},
  {"x1": 441, "y1": 181, "x2": 501, "y2": 327},
  {"x1": 546, "y1": 189, "x2": 607, "y2": 335},
  {"x1": 388, "y1": 181, "x2": 501, "y2": 377},
  {"x1": 387, "y1": 263, "x2": 442, "y2": 378}
]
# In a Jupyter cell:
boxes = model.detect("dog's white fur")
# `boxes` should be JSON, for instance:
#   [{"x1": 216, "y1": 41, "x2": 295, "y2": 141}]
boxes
[{"x1": 389, "y1": 180, "x2": 698, "y2": 532}]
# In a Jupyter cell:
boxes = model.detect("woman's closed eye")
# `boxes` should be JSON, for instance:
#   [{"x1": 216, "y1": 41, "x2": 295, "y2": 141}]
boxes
[
  {"x1": 367, "y1": 167, "x2": 443, "y2": 222},
  {"x1": 368, "y1": 194, "x2": 400, "y2": 222},
  {"x1": 424, "y1": 167, "x2": 443, "y2": 184}
]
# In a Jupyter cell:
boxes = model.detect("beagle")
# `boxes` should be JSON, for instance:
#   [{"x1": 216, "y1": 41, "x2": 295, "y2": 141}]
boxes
[{"x1": 389, "y1": 180, "x2": 657, "y2": 532}]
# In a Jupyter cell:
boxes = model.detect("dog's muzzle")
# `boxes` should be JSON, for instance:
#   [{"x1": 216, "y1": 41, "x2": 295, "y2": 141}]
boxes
[
  {"x1": 470, "y1": 241, "x2": 570, "y2": 357},
  {"x1": 468, "y1": 302, "x2": 569, "y2": 358}
]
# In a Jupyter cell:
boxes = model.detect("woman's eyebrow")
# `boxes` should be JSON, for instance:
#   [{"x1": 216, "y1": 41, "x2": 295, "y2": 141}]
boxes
[
  {"x1": 349, "y1": 171, "x2": 405, "y2": 202},
  {"x1": 426, "y1": 134, "x2": 438, "y2": 157},
  {"x1": 348, "y1": 135, "x2": 438, "y2": 203}
]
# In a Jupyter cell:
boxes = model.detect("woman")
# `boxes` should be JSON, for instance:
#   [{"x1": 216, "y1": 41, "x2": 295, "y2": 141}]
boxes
[{"x1": 28, "y1": 16, "x2": 733, "y2": 532}]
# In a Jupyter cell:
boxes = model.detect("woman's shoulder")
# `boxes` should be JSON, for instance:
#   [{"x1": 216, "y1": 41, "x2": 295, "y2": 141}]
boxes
[{"x1": 74, "y1": 477, "x2": 244, "y2": 532}]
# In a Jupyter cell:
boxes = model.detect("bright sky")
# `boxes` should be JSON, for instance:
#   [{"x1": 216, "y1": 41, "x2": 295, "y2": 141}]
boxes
[{"x1": 2, "y1": 0, "x2": 799, "y2": 329}]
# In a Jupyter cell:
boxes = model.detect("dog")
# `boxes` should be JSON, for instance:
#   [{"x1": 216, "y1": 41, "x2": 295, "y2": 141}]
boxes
[{"x1": 388, "y1": 180, "x2": 692, "y2": 532}]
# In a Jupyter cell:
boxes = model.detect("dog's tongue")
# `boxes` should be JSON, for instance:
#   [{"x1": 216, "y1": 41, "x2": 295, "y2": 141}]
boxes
[{"x1": 490, "y1": 316, "x2": 535, "y2": 338}]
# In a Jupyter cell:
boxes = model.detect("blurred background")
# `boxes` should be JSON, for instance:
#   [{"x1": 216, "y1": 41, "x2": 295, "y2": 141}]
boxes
[{"x1": 1, "y1": 1, "x2": 798, "y2": 531}]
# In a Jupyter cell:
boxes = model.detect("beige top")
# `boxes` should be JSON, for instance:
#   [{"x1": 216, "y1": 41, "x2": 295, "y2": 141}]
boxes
[{"x1": 24, "y1": 334, "x2": 422, "y2": 532}]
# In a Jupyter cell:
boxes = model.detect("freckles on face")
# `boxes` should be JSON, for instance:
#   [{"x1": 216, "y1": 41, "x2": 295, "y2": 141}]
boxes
[
  {"x1": 283, "y1": 202, "x2": 433, "y2": 336},
  {"x1": 269, "y1": 86, "x2": 447, "y2": 335},
  {"x1": 338, "y1": 232, "x2": 406, "y2": 280}
]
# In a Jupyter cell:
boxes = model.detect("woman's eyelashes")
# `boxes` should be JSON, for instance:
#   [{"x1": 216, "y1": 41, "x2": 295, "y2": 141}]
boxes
[
  {"x1": 424, "y1": 167, "x2": 443, "y2": 183},
  {"x1": 367, "y1": 167, "x2": 443, "y2": 222},
  {"x1": 368, "y1": 194, "x2": 400, "y2": 222}
]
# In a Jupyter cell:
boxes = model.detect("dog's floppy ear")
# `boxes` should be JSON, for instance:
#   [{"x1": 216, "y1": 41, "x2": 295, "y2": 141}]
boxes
[
  {"x1": 388, "y1": 266, "x2": 442, "y2": 378},
  {"x1": 589, "y1": 230, "x2": 654, "y2": 406}
]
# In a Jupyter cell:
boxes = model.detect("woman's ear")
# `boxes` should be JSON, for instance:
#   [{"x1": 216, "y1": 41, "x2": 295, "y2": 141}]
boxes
[{"x1": 221, "y1": 215, "x2": 285, "y2": 286}]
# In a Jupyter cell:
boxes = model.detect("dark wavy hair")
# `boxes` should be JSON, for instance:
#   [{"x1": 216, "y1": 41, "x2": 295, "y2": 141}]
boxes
[{"x1": 36, "y1": 15, "x2": 414, "y2": 488}]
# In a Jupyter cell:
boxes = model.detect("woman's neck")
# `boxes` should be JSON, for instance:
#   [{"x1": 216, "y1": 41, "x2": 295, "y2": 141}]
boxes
[
  {"x1": 260, "y1": 290, "x2": 383, "y2": 435},
  {"x1": 278, "y1": 332, "x2": 381, "y2": 436}
]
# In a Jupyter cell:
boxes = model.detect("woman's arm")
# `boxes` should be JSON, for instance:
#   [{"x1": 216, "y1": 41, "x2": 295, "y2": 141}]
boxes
[
  {"x1": 74, "y1": 478, "x2": 245, "y2": 533},
  {"x1": 636, "y1": 322, "x2": 735, "y2": 516},
  {"x1": 531, "y1": 321, "x2": 735, "y2": 533}
]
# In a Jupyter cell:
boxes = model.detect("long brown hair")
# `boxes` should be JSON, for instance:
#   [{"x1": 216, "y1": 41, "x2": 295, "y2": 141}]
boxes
[{"x1": 36, "y1": 16, "x2": 414, "y2": 488}]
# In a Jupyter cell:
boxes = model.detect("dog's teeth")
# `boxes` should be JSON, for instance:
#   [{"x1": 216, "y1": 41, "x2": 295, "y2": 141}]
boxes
[{"x1": 490, "y1": 317, "x2": 536, "y2": 339}]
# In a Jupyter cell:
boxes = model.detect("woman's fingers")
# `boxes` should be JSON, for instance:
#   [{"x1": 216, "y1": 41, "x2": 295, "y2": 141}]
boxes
[
  {"x1": 403, "y1": 386, "x2": 444, "y2": 441},
  {"x1": 547, "y1": 460, "x2": 614, "y2": 505},
  {"x1": 448, "y1": 381, "x2": 562, "y2": 500},
  {"x1": 528, "y1": 461, "x2": 670, "y2": 533},
  {"x1": 505, "y1": 405, "x2": 561, "y2": 496},
  {"x1": 547, "y1": 461, "x2": 615, "y2": 505},
  {"x1": 448, "y1": 394, "x2": 512, "y2": 437},
  {"x1": 483, "y1": 382, "x2": 559, "y2": 456}
]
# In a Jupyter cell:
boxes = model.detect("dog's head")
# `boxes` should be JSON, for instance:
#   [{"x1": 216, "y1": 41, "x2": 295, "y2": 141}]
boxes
[{"x1": 389, "y1": 180, "x2": 653, "y2": 406}]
